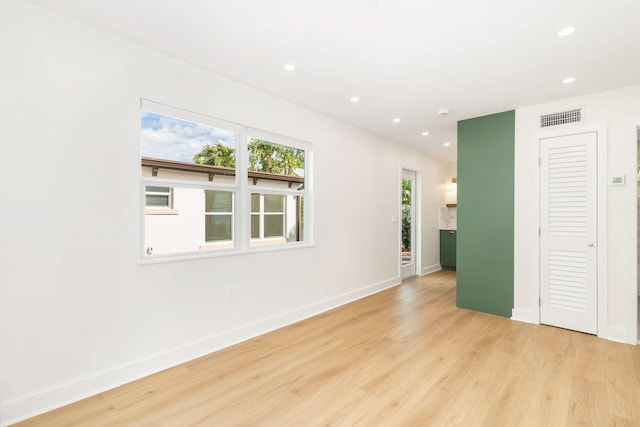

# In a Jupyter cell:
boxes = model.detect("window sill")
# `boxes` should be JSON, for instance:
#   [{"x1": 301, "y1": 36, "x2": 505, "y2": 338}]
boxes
[
  {"x1": 199, "y1": 241, "x2": 234, "y2": 251},
  {"x1": 137, "y1": 241, "x2": 315, "y2": 265},
  {"x1": 145, "y1": 208, "x2": 180, "y2": 215}
]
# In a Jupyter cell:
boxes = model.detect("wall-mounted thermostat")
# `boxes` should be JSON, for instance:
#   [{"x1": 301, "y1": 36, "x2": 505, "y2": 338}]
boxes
[{"x1": 609, "y1": 175, "x2": 626, "y2": 186}]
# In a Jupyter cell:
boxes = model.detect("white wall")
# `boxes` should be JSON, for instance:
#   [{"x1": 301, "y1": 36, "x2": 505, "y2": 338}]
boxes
[
  {"x1": 513, "y1": 84, "x2": 640, "y2": 344},
  {"x1": 0, "y1": 1, "x2": 449, "y2": 424}
]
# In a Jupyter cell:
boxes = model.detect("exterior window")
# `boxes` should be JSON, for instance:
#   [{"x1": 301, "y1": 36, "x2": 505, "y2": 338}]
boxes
[
  {"x1": 205, "y1": 191, "x2": 233, "y2": 242},
  {"x1": 145, "y1": 186, "x2": 172, "y2": 208},
  {"x1": 250, "y1": 193, "x2": 304, "y2": 247},
  {"x1": 141, "y1": 100, "x2": 312, "y2": 260},
  {"x1": 251, "y1": 193, "x2": 286, "y2": 241},
  {"x1": 263, "y1": 194, "x2": 285, "y2": 237},
  {"x1": 247, "y1": 134, "x2": 306, "y2": 248},
  {"x1": 141, "y1": 100, "x2": 239, "y2": 257}
]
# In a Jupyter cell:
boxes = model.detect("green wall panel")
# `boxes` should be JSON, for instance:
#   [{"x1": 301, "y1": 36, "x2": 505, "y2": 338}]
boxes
[{"x1": 456, "y1": 110, "x2": 514, "y2": 317}]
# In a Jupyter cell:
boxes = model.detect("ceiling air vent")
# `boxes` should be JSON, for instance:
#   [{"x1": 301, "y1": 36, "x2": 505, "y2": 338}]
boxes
[{"x1": 540, "y1": 108, "x2": 582, "y2": 128}]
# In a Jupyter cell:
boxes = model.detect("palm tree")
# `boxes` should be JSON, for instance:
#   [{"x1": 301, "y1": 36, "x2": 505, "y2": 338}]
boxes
[{"x1": 193, "y1": 142, "x2": 236, "y2": 167}]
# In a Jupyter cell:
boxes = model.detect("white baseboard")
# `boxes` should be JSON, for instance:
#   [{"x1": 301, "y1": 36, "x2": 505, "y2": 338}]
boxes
[
  {"x1": 511, "y1": 308, "x2": 538, "y2": 324},
  {"x1": 1, "y1": 276, "x2": 400, "y2": 427},
  {"x1": 598, "y1": 325, "x2": 637, "y2": 346},
  {"x1": 421, "y1": 264, "x2": 442, "y2": 276}
]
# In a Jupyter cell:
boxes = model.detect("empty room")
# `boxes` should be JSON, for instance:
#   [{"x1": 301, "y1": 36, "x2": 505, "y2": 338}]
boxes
[{"x1": 1, "y1": 0, "x2": 640, "y2": 426}]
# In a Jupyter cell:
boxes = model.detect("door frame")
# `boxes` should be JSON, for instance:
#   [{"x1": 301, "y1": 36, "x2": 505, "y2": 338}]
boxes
[
  {"x1": 530, "y1": 124, "x2": 608, "y2": 337},
  {"x1": 400, "y1": 168, "x2": 421, "y2": 279},
  {"x1": 636, "y1": 125, "x2": 640, "y2": 344}
]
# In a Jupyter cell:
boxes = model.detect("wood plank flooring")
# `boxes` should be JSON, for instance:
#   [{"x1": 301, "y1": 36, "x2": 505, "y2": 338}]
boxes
[{"x1": 14, "y1": 271, "x2": 640, "y2": 426}]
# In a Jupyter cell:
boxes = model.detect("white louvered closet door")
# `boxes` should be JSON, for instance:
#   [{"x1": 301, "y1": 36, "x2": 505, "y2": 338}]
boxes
[{"x1": 540, "y1": 132, "x2": 597, "y2": 334}]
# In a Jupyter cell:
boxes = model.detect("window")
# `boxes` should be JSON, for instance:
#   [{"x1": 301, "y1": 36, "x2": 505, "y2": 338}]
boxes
[
  {"x1": 145, "y1": 186, "x2": 172, "y2": 208},
  {"x1": 205, "y1": 190, "x2": 234, "y2": 243},
  {"x1": 247, "y1": 134, "x2": 306, "y2": 248},
  {"x1": 140, "y1": 100, "x2": 312, "y2": 260},
  {"x1": 251, "y1": 193, "x2": 285, "y2": 241}
]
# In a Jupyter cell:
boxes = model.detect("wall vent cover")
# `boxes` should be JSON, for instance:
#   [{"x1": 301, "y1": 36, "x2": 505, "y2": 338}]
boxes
[{"x1": 540, "y1": 108, "x2": 582, "y2": 128}]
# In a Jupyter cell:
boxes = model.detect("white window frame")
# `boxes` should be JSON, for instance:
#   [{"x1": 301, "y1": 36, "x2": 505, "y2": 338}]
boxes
[
  {"x1": 139, "y1": 100, "x2": 313, "y2": 263},
  {"x1": 246, "y1": 129, "x2": 311, "y2": 249}
]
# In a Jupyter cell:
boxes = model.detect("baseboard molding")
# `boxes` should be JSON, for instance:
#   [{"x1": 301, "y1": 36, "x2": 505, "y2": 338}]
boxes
[
  {"x1": 598, "y1": 325, "x2": 637, "y2": 346},
  {"x1": 421, "y1": 264, "x2": 441, "y2": 276},
  {"x1": 1, "y1": 276, "x2": 400, "y2": 427},
  {"x1": 511, "y1": 308, "x2": 538, "y2": 324}
]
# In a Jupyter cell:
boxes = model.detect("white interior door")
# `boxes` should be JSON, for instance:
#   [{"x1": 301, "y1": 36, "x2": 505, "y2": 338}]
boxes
[
  {"x1": 401, "y1": 170, "x2": 417, "y2": 279},
  {"x1": 540, "y1": 132, "x2": 597, "y2": 334}
]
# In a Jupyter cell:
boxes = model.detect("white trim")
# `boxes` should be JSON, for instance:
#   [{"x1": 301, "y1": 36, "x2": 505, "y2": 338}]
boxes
[
  {"x1": 600, "y1": 326, "x2": 635, "y2": 345},
  {"x1": 634, "y1": 125, "x2": 639, "y2": 343},
  {"x1": 531, "y1": 124, "x2": 608, "y2": 337},
  {"x1": 511, "y1": 308, "x2": 538, "y2": 324},
  {"x1": 0, "y1": 276, "x2": 400, "y2": 427},
  {"x1": 421, "y1": 264, "x2": 442, "y2": 276},
  {"x1": 595, "y1": 126, "x2": 610, "y2": 341},
  {"x1": 415, "y1": 170, "x2": 422, "y2": 277},
  {"x1": 136, "y1": 241, "x2": 315, "y2": 265}
]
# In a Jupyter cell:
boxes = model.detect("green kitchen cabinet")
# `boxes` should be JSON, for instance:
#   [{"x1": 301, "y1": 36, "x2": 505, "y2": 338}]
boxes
[{"x1": 440, "y1": 230, "x2": 457, "y2": 270}]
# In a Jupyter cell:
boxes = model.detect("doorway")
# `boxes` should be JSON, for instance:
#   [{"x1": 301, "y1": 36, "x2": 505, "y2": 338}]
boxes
[
  {"x1": 539, "y1": 131, "x2": 598, "y2": 334},
  {"x1": 401, "y1": 169, "x2": 417, "y2": 279}
]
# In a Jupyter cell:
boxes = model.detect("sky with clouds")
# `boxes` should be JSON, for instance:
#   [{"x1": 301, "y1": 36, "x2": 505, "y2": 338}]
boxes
[{"x1": 141, "y1": 111, "x2": 236, "y2": 163}]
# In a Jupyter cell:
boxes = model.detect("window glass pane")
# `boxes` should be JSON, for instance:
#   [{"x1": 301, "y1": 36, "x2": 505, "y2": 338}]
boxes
[
  {"x1": 250, "y1": 194, "x2": 304, "y2": 247},
  {"x1": 402, "y1": 178, "x2": 412, "y2": 257},
  {"x1": 298, "y1": 196, "x2": 304, "y2": 241},
  {"x1": 251, "y1": 215, "x2": 260, "y2": 238},
  {"x1": 247, "y1": 138, "x2": 304, "y2": 191},
  {"x1": 264, "y1": 215, "x2": 284, "y2": 238},
  {"x1": 205, "y1": 190, "x2": 232, "y2": 213},
  {"x1": 146, "y1": 186, "x2": 170, "y2": 193},
  {"x1": 146, "y1": 195, "x2": 169, "y2": 206},
  {"x1": 251, "y1": 193, "x2": 260, "y2": 213},
  {"x1": 205, "y1": 215, "x2": 232, "y2": 242},
  {"x1": 264, "y1": 194, "x2": 284, "y2": 213},
  {"x1": 141, "y1": 111, "x2": 237, "y2": 185}
]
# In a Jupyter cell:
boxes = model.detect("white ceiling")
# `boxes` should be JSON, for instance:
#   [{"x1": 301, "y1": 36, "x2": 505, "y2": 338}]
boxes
[{"x1": 25, "y1": 0, "x2": 640, "y2": 161}]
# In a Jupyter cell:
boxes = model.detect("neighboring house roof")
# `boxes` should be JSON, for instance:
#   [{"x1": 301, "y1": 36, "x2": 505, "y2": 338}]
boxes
[{"x1": 141, "y1": 157, "x2": 305, "y2": 187}]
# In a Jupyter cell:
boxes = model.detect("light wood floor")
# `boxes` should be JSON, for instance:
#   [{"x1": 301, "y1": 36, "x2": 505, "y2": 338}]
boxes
[{"x1": 14, "y1": 271, "x2": 640, "y2": 426}]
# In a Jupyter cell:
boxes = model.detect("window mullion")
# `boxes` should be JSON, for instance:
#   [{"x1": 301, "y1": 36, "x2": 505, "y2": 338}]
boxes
[{"x1": 236, "y1": 129, "x2": 249, "y2": 250}]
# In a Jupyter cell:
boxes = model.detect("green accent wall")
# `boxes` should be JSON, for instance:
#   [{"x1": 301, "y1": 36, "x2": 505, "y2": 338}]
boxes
[{"x1": 457, "y1": 110, "x2": 514, "y2": 317}]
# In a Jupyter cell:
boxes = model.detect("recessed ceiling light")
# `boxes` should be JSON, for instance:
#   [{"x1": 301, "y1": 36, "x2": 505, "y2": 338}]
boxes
[
  {"x1": 350, "y1": 96, "x2": 360, "y2": 103},
  {"x1": 557, "y1": 27, "x2": 575, "y2": 37},
  {"x1": 284, "y1": 64, "x2": 296, "y2": 71},
  {"x1": 444, "y1": 142, "x2": 451, "y2": 147},
  {"x1": 393, "y1": 118, "x2": 401, "y2": 123},
  {"x1": 562, "y1": 76, "x2": 576, "y2": 84},
  {"x1": 421, "y1": 131, "x2": 430, "y2": 136}
]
